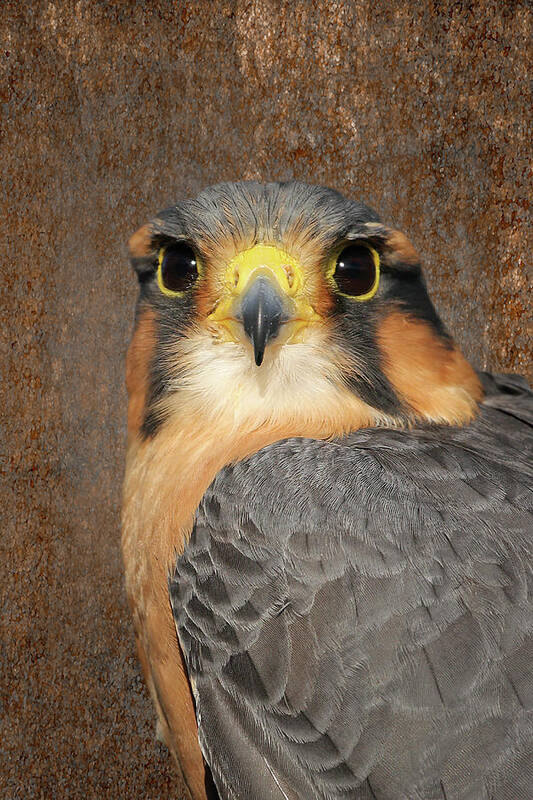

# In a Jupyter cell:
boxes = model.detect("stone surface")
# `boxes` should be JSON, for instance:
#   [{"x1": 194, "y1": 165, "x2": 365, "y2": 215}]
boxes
[{"x1": 0, "y1": 1, "x2": 530, "y2": 798}]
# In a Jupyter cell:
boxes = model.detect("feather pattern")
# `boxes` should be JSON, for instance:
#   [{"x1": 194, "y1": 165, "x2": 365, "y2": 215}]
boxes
[{"x1": 170, "y1": 375, "x2": 533, "y2": 799}]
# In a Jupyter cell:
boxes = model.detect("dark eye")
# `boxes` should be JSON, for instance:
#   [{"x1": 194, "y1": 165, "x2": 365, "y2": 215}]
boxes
[
  {"x1": 157, "y1": 242, "x2": 199, "y2": 295},
  {"x1": 333, "y1": 243, "x2": 380, "y2": 299}
]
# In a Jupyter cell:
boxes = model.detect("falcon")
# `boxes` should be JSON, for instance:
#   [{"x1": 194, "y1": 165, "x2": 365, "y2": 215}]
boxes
[{"x1": 122, "y1": 181, "x2": 533, "y2": 800}]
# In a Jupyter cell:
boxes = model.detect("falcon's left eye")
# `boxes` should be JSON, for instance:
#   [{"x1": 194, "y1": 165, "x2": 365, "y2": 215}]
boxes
[
  {"x1": 331, "y1": 243, "x2": 380, "y2": 300},
  {"x1": 157, "y1": 242, "x2": 199, "y2": 296}
]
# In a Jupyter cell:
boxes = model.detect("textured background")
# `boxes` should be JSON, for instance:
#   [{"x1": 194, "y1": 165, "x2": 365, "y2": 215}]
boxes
[{"x1": 1, "y1": 1, "x2": 531, "y2": 798}]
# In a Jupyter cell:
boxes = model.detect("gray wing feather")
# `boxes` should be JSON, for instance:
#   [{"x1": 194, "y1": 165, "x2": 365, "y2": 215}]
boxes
[{"x1": 171, "y1": 376, "x2": 533, "y2": 800}]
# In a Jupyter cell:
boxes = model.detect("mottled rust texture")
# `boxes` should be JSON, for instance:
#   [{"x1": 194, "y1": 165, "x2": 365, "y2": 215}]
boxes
[{"x1": 0, "y1": 1, "x2": 531, "y2": 798}]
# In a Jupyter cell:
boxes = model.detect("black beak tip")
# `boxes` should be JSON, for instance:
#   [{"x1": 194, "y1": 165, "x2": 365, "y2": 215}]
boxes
[
  {"x1": 254, "y1": 346, "x2": 265, "y2": 367},
  {"x1": 241, "y1": 276, "x2": 285, "y2": 368}
]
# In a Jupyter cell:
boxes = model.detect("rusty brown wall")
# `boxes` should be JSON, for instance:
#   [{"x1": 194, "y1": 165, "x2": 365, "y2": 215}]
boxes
[{"x1": 1, "y1": 1, "x2": 531, "y2": 798}]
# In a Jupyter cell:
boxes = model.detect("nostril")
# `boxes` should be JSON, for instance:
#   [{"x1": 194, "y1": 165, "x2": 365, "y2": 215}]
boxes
[{"x1": 284, "y1": 264, "x2": 294, "y2": 288}]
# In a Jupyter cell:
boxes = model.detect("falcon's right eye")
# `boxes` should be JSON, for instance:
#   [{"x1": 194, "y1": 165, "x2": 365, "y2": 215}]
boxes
[{"x1": 157, "y1": 243, "x2": 199, "y2": 296}]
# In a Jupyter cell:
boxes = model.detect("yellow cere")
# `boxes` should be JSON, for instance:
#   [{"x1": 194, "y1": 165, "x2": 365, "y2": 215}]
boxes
[
  {"x1": 208, "y1": 244, "x2": 305, "y2": 323},
  {"x1": 226, "y1": 244, "x2": 303, "y2": 296},
  {"x1": 207, "y1": 243, "x2": 321, "y2": 342}
]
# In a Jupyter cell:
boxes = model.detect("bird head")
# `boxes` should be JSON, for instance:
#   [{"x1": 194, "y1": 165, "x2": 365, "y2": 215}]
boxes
[{"x1": 126, "y1": 181, "x2": 482, "y2": 442}]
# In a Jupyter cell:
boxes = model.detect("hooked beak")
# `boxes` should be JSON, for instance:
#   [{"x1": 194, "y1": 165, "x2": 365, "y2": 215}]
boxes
[
  {"x1": 239, "y1": 276, "x2": 287, "y2": 366},
  {"x1": 206, "y1": 244, "x2": 321, "y2": 366}
]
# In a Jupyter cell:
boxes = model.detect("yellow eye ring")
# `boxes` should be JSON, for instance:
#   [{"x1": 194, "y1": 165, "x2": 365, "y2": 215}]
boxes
[
  {"x1": 156, "y1": 242, "x2": 201, "y2": 296},
  {"x1": 326, "y1": 242, "x2": 380, "y2": 301}
]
